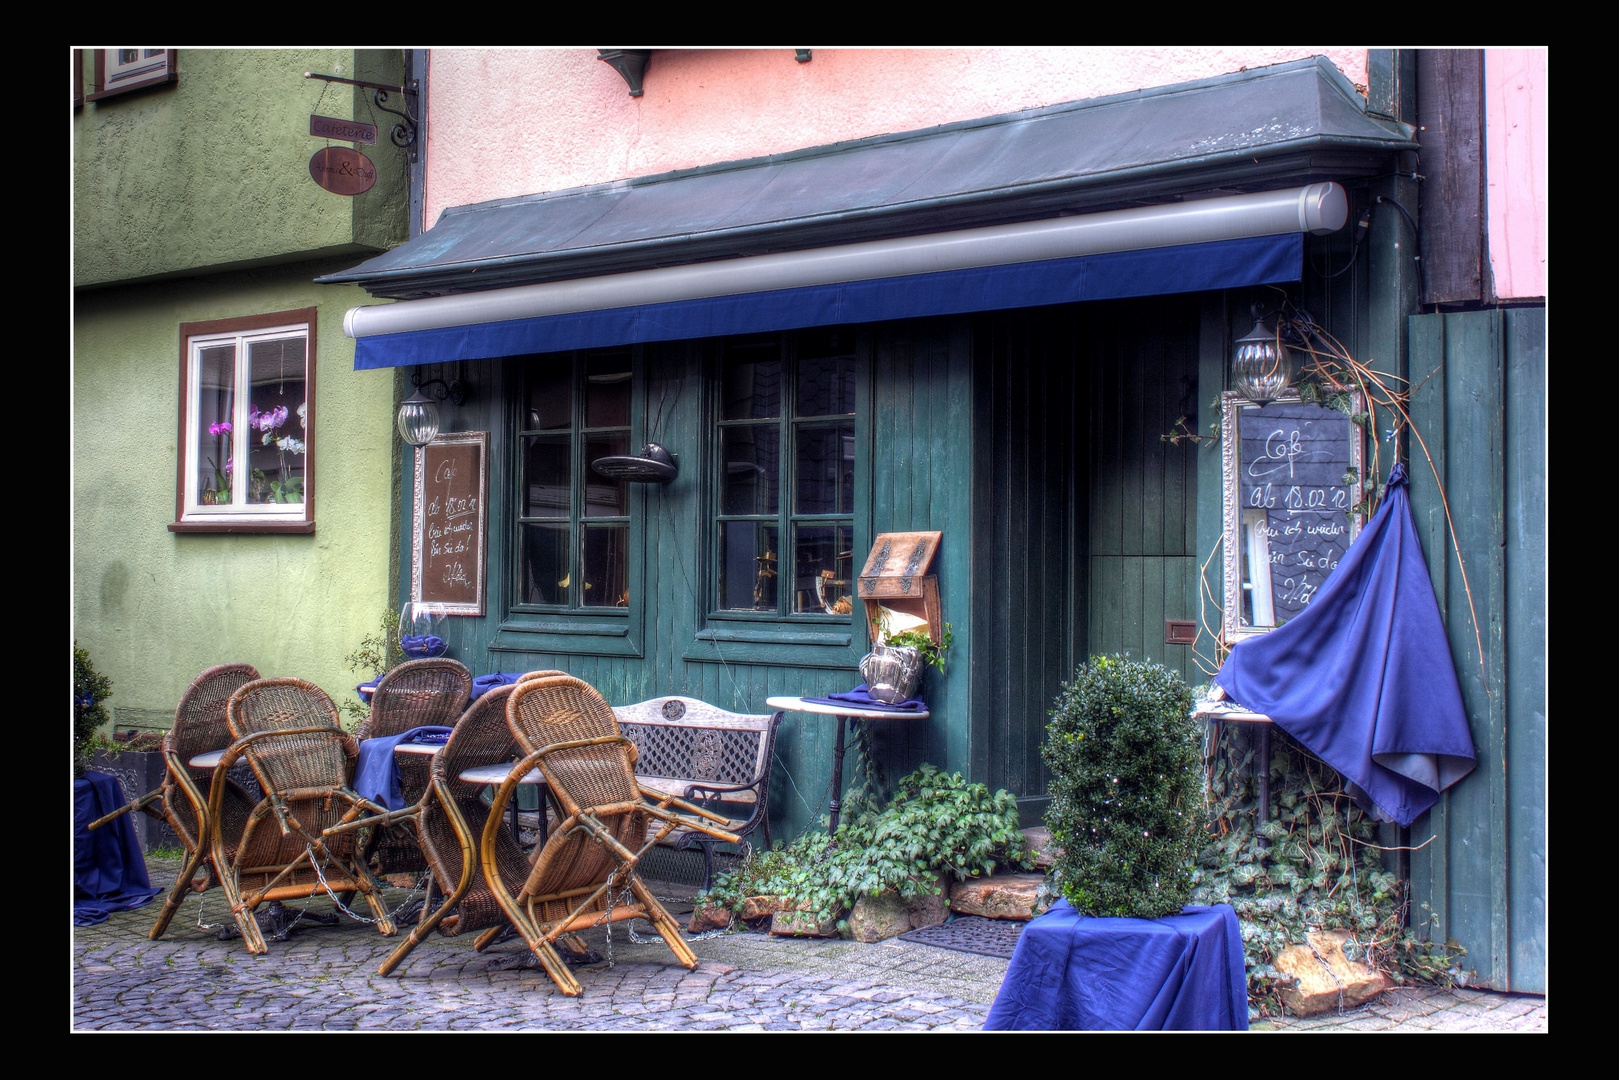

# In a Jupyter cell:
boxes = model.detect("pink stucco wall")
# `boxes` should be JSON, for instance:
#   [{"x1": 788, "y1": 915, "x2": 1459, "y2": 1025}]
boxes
[
  {"x1": 1485, "y1": 49, "x2": 1547, "y2": 301},
  {"x1": 423, "y1": 48, "x2": 1369, "y2": 228}
]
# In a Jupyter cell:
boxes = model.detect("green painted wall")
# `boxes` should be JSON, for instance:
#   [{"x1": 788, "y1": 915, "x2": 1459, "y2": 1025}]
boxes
[
  {"x1": 73, "y1": 261, "x2": 399, "y2": 727},
  {"x1": 74, "y1": 49, "x2": 408, "y2": 289},
  {"x1": 73, "y1": 48, "x2": 408, "y2": 731}
]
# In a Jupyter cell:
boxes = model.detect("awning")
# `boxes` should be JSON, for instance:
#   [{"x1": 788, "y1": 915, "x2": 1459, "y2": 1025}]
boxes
[
  {"x1": 349, "y1": 230, "x2": 1302, "y2": 370},
  {"x1": 326, "y1": 56, "x2": 1413, "y2": 369}
]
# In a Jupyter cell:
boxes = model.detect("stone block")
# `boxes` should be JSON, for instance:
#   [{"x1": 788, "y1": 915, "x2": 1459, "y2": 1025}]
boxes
[
  {"x1": 770, "y1": 908, "x2": 839, "y2": 937},
  {"x1": 740, "y1": 895, "x2": 797, "y2": 922},
  {"x1": 949, "y1": 872, "x2": 1047, "y2": 920},
  {"x1": 846, "y1": 891, "x2": 911, "y2": 942},
  {"x1": 907, "y1": 880, "x2": 950, "y2": 929},
  {"x1": 1273, "y1": 929, "x2": 1390, "y2": 1016},
  {"x1": 687, "y1": 901, "x2": 733, "y2": 933},
  {"x1": 1021, "y1": 826, "x2": 1061, "y2": 870}
]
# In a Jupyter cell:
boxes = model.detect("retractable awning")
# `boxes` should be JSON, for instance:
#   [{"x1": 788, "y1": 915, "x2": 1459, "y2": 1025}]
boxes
[{"x1": 324, "y1": 57, "x2": 1413, "y2": 369}]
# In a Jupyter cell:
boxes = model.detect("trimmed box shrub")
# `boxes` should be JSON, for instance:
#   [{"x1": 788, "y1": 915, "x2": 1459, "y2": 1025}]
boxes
[{"x1": 1042, "y1": 655, "x2": 1205, "y2": 919}]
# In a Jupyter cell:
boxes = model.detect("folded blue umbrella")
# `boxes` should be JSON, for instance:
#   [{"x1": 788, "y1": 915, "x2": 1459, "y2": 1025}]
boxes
[{"x1": 1213, "y1": 463, "x2": 1477, "y2": 826}]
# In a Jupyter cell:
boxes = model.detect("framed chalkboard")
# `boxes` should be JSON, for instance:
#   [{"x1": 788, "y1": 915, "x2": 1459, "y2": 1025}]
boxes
[
  {"x1": 1222, "y1": 391, "x2": 1363, "y2": 641},
  {"x1": 411, "y1": 431, "x2": 487, "y2": 616}
]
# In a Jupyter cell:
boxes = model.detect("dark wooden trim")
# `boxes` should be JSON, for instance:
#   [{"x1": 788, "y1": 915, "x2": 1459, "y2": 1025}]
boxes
[
  {"x1": 1417, "y1": 50, "x2": 1488, "y2": 305},
  {"x1": 173, "y1": 307, "x2": 318, "y2": 534},
  {"x1": 87, "y1": 48, "x2": 178, "y2": 102}
]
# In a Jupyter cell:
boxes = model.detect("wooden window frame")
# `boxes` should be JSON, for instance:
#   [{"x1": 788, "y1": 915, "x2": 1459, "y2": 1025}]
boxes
[
  {"x1": 491, "y1": 348, "x2": 645, "y2": 658},
  {"x1": 684, "y1": 329, "x2": 871, "y2": 669},
  {"x1": 87, "y1": 49, "x2": 177, "y2": 102},
  {"x1": 170, "y1": 309, "x2": 317, "y2": 535}
]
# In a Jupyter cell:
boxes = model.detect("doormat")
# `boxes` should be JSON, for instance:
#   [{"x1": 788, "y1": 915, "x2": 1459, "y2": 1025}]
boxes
[{"x1": 898, "y1": 916, "x2": 1025, "y2": 959}]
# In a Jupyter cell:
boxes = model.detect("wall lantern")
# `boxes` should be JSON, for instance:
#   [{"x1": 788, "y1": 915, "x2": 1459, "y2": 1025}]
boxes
[
  {"x1": 1230, "y1": 311, "x2": 1294, "y2": 404},
  {"x1": 397, "y1": 373, "x2": 464, "y2": 447},
  {"x1": 597, "y1": 50, "x2": 652, "y2": 97}
]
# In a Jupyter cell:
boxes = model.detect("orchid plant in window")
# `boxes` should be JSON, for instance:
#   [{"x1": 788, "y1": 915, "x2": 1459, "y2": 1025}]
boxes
[
  {"x1": 247, "y1": 401, "x2": 307, "y2": 504},
  {"x1": 203, "y1": 420, "x2": 233, "y2": 504}
]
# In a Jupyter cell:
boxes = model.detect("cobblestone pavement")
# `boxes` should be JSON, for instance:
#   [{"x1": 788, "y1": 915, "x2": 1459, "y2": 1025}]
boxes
[{"x1": 73, "y1": 867, "x2": 1544, "y2": 1033}]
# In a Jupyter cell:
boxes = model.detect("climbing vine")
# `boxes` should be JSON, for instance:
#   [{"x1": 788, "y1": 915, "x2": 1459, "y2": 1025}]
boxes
[{"x1": 1190, "y1": 715, "x2": 1467, "y2": 1015}]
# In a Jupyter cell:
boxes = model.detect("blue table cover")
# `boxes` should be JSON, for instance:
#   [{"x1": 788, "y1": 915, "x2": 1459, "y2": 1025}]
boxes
[
  {"x1": 74, "y1": 771, "x2": 162, "y2": 926},
  {"x1": 354, "y1": 726, "x2": 453, "y2": 811},
  {"x1": 1213, "y1": 463, "x2": 1477, "y2": 826},
  {"x1": 801, "y1": 684, "x2": 927, "y2": 713},
  {"x1": 984, "y1": 900, "x2": 1248, "y2": 1031},
  {"x1": 471, "y1": 672, "x2": 523, "y2": 701}
]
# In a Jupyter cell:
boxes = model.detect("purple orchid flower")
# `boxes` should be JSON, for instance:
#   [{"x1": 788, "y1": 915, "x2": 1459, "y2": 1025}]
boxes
[{"x1": 209, "y1": 421, "x2": 232, "y2": 437}]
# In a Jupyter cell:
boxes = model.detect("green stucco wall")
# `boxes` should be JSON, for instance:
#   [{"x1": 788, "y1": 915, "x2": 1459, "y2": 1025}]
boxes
[
  {"x1": 73, "y1": 49, "x2": 408, "y2": 289},
  {"x1": 73, "y1": 261, "x2": 398, "y2": 728}
]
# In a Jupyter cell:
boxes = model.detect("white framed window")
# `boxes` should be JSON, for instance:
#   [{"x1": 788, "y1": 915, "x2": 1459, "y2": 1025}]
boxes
[
  {"x1": 171, "y1": 309, "x2": 316, "y2": 534},
  {"x1": 88, "y1": 49, "x2": 177, "y2": 102}
]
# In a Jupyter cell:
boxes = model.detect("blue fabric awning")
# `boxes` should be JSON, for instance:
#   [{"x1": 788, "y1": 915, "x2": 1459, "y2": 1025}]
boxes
[{"x1": 354, "y1": 233, "x2": 1299, "y2": 369}]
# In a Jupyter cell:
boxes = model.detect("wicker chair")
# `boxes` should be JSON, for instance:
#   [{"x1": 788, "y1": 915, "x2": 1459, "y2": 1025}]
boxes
[
  {"x1": 355, "y1": 658, "x2": 473, "y2": 877},
  {"x1": 86, "y1": 664, "x2": 263, "y2": 942},
  {"x1": 486, "y1": 675, "x2": 741, "y2": 996},
  {"x1": 369, "y1": 684, "x2": 531, "y2": 976},
  {"x1": 189, "y1": 677, "x2": 398, "y2": 955}
]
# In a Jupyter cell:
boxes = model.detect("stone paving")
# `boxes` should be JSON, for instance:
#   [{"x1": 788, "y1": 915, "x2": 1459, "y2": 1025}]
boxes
[{"x1": 72, "y1": 863, "x2": 1544, "y2": 1033}]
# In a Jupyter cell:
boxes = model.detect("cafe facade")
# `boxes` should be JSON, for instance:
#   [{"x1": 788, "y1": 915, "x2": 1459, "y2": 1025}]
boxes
[{"x1": 322, "y1": 49, "x2": 1546, "y2": 991}]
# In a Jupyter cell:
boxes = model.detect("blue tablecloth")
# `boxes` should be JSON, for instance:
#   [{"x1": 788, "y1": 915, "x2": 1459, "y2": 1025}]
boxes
[
  {"x1": 984, "y1": 900, "x2": 1248, "y2": 1031},
  {"x1": 74, "y1": 771, "x2": 162, "y2": 926},
  {"x1": 354, "y1": 726, "x2": 453, "y2": 811},
  {"x1": 801, "y1": 684, "x2": 927, "y2": 712},
  {"x1": 471, "y1": 672, "x2": 523, "y2": 701}
]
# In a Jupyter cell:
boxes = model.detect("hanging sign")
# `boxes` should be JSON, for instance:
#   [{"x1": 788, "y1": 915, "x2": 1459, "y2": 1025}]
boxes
[
  {"x1": 309, "y1": 114, "x2": 377, "y2": 144},
  {"x1": 308, "y1": 146, "x2": 376, "y2": 196}
]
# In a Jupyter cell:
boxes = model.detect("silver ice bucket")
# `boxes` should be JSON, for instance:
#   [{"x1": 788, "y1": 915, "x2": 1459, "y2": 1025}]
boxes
[{"x1": 860, "y1": 644, "x2": 923, "y2": 704}]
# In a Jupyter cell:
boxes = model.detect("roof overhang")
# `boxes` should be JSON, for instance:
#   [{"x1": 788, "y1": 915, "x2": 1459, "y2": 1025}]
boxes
[{"x1": 323, "y1": 57, "x2": 1412, "y2": 303}]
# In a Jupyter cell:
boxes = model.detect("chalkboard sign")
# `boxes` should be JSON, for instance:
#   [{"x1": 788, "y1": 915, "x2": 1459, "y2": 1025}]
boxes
[
  {"x1": 1221, "y1": 392, "x2": 1362, "y2": 640},
  {"x1": 411, "y1": 431, "x2": 487, "y2": 616}
]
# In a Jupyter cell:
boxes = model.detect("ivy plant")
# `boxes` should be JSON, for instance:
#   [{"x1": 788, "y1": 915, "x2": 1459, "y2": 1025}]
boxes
[
  {"x1": 703, "y1": 764, "x2": 1033, "y2": 929},
  {"x1": 1192, "y1": 717, "x2": 1467, "y2": 1015}
]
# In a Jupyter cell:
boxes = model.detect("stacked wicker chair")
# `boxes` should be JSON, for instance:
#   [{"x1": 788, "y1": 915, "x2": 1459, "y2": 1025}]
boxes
[
  {"x1": 354, "y1": 658, "x2": 473, "y2": 878},
  {"x1": 85, "y1": 663, "x2": 263, "y2": 942},
  {"x1": 372, "y1": 683, "x2": 530, "y2": 975},
  {"x1": 193, "y1": 677, "x2": 398, "y2": 954},
  {"x1": 487, "y1": 675, "x2": 742, "y2": 996}
]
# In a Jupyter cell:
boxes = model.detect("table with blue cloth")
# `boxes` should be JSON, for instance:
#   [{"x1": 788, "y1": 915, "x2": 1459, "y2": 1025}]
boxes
[
  {"x1": 74, "y1": 771, "x2": 162, "y2": 926},
  {"x1": 984, "y1": 900, "x2": 1248, "y2": 1031}
]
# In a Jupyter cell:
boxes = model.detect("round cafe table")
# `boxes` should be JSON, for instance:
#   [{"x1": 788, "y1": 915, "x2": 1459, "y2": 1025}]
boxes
[{"x1": 765, "y1": 696, "x2": 929, "y2": 832}]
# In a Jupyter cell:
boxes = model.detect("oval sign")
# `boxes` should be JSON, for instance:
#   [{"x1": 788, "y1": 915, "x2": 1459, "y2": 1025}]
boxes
[{"x1": 308, "y1": 146, "x2": 376, "y2": 196}]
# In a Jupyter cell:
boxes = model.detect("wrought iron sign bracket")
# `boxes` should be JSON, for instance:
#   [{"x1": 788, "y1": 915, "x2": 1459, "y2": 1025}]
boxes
[{"x1": 304, "y1": 71, "x2": 421, "y2": 163}]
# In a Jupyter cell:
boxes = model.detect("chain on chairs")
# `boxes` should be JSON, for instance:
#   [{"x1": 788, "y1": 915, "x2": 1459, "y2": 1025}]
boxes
[
  {"x1": 176, "y1": 677, "x2": 399, "y2": 955},
  {"x1": 486, "y1": 675, "x2": 743, "y2": 996}
]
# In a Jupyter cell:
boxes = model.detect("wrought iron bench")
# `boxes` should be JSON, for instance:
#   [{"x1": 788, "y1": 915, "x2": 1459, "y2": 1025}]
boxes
[{"x1": 611, "y1": 696, "x2": 782, "y2": 892}]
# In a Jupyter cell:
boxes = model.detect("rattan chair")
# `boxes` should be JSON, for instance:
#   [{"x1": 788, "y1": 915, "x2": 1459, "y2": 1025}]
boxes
[
  {"x1": 187, "y1": 677, "x2": 398, "y2": 955},
  {"x1": 487, "y1": 675, "x2": 741, "y2": 996},
  {"x1": 365, "y1": 684, "x2": 531, "y2": 975},
  {"x1": 86, "y1": 664, "x2": 263, "y2": 942},
  {"x1": 355, "y1": 658, "x2": 473, "y2": 877}
]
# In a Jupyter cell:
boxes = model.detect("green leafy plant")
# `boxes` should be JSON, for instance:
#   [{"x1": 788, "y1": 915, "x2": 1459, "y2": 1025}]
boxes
[
  {"x1": 340, "y1": 608, "x2": 403, "y2": 727},
  {"x1": 1042, "y1": 654, "x2": 1205, "y2": 919},
  {"x1": 74, "y1": 644, "x2": 114, "y2": 778},
  {"x1": 703, "y1": 764, "x2": 1032, "y2": 928},
  {"x1": 1191, "y1": 717, "x2": 1468, "y2": 1015},
  {"x1": 883, "y1": 622, "x2": 953, "y2": 673}
]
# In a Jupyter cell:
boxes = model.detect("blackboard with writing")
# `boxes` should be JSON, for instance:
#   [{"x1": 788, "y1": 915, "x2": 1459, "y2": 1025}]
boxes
[
  {"x1": 1223, "y1": 394, "x2": 1362, "y2": 636},
  {"x1": 411, "y1": 431, "x2": 487, "y2": 616}
]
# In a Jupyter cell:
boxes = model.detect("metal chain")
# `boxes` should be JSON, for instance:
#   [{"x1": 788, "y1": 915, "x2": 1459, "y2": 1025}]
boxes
[{"x1": 302, "y1": 842, "x2": 424, "y2": 924}]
